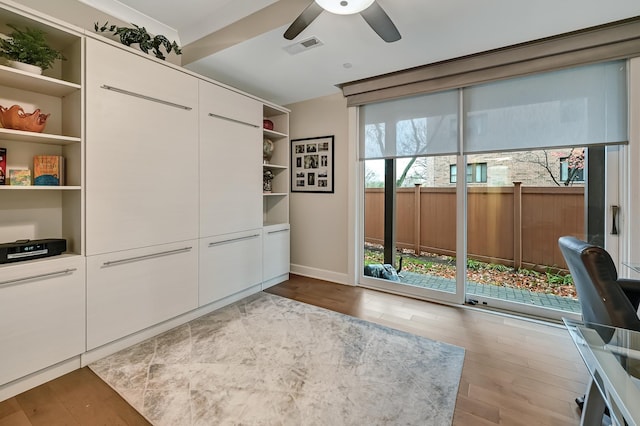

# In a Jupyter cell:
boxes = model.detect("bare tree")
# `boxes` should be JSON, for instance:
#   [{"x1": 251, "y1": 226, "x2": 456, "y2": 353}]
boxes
[
  {"x1": 524, "y1": 148, "x2": 585, "y2": 186},
  {"x1": 363, "y1": 116, "x2": 446, "y2": 187}
]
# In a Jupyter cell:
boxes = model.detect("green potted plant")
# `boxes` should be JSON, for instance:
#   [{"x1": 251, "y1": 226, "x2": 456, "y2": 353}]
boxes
[
  {"x1": 0, "y1": 24, "x2": 66, "y2": 74},
  {"x1": 94, "y1": 22, "x2": 181, "y2": 60}
]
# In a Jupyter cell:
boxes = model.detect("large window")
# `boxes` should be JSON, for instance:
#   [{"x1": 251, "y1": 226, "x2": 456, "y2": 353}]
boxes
[
  {"x1": 450, "y1": 163, "x2": 487, "y2": 183},
  {"x1": 560, "y1": 156, "x2": 585, "y2": 184}
]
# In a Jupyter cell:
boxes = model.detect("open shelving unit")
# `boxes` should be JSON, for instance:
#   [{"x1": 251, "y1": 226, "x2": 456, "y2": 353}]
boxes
[
  {"x1": 262, "y1": 104, "x2": 290, "y2": 227},
  {"x1": 0, "y1": 6, "x2": 83, "y2": 258}
]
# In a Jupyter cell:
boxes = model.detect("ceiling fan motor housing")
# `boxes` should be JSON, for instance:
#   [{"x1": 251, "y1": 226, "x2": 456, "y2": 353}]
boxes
[{"x1": 315, "y1": 0, "x2": 375, "y2": 15}]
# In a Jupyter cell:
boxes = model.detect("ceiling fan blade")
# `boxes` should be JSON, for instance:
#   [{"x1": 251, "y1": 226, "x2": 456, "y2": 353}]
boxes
[
  {"x1": 284, "y1": 2, "x2": 324, "y2": 40},
  {"x1": 360, "y1": 1, "x2": 401, "y2": 43}
]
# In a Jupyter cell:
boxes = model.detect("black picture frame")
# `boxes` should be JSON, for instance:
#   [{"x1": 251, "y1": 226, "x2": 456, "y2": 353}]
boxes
[{"x1": 291, "y1": 135, "x2": 334, "y2": 193}]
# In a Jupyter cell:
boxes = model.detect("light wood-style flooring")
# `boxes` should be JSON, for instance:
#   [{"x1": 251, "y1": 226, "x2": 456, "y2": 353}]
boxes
[{"x1": 0, "y1": 274, "x2": 587, "y2": 425}]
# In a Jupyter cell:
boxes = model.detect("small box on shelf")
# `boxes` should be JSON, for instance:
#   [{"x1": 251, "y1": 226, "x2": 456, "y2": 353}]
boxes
[{"x1": 8, "y1": 169, "x2": 31, "y2": 185}]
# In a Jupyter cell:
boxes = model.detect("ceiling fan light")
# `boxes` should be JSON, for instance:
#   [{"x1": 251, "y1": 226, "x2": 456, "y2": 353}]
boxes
[{"x1": 315, "y1": 0, "x2": 375, "y2": 15}]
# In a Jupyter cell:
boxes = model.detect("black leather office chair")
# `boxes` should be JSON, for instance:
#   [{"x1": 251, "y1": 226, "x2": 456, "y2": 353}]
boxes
[
  {"x1": 558, "y1": 236, "x2": 640, "y2": 331},
  {"x1": 558, "y1": 236, "x2": 640, "y2": 422}
]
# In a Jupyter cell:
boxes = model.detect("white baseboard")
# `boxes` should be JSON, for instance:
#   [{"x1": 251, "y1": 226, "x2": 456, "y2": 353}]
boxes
[
  {"x1": 290, "y1": 264, "x2": 353, "y2": 286},
  {"x1": 81, "y1": 283, "x2": 263, "y2": 366},
  {"x1": 262, "y1": 273, "x2": 289, "y2": 289},
  {"x1": 0, "y1": 357, "x2": 80, "y2": 403}
]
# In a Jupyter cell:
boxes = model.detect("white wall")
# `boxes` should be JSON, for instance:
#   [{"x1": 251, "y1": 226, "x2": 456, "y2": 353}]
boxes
[{"x1": 286, "y1": 93, "x2": 353, "y2": 284}]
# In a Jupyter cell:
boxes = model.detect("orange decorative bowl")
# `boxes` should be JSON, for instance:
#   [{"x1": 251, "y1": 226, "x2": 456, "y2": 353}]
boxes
[{"x1": 0, "y1": 105, "x2": 50, "y2": 133}]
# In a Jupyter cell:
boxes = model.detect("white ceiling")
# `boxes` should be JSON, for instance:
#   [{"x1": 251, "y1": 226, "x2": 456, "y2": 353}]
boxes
[{"x1": 82, "y1": 0, "x2": 640, "y2": 106}]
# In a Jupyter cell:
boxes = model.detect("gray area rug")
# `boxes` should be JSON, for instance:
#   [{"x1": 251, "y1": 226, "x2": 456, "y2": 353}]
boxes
[{"x1": 90, "y1": 292, "x2": 465, "y2": 425}]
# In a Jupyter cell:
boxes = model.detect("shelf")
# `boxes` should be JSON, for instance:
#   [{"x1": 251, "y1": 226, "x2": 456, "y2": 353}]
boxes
[
  {"x1": 263, "y1": 192, "x2": 288, "y2": 197},
  {"x1": 0, "y1": 186, "x2": 81, "y2": 190},
  {"x1": 263, "y1": 129, "x2": 288, "y2": 139},
  {"x1": 0, "y1": 64, "x2": 80, "y2": 97},
  {"x1": 0, "y1": 128, "x2": 80, "y2": 145},
  {"x1": 263, "y1": 163, "x2": 287, "y2": 170},
  {"x1": 263, "y1": 222, "x2": 289, "y2": 228},
  {"x1": 0, "y1": 252, "x2": 82, "y2": 269}
]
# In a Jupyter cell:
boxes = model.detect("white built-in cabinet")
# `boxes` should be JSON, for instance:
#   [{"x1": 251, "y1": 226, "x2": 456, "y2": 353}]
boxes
[
  {"x1": 0, "y1": 0, "x2": 290, "y2": 396},
  {"x1": 199, "y1": 80, "x2": 262, "y2": 237},
  {"x1": 262, "y1": 105, "x2": 290, "y2": 287},
  {"x1": 85, "y1": 38, "x2": 199, "y2": 255},
  {"x1": 0, "y1": 3, "x2": 85, "y2": 389},
  {"x1": 84, "y1": 37, "x2": 200, "y2": 348},
  {"x1": 86, "y1": 242, "x2": 198, "y2": 350},
  {"x1": 198, "y1": 81, "x2": 265, "y2": 305},
  {"x1": 0, "y1": 255, "x2": 85, "y2": 385},
  {"x1": 199, "y1": 230, "x2": 262, "y2": 306},
  {"x1": 263, "y1": 223, "x2": 290, "y2": 287}
]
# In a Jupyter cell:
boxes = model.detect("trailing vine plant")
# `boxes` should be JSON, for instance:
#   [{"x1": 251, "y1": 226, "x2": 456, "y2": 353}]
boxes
[{"x1": 94, "y1": 22, "x2": 182, "y2": 60}]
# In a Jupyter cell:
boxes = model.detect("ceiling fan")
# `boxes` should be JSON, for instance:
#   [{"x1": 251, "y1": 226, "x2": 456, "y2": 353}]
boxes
[{"x1": 284, "y1": 0, "x2": 401, "y2": 43}]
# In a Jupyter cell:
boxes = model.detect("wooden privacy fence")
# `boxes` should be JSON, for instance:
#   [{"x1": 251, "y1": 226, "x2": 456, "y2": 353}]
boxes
[{"x1": 365, "y1": 183, "x2": 584, "y2": 270}]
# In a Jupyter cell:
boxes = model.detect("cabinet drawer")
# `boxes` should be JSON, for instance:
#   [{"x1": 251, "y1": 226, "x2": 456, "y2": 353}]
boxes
[
  {"x1": 86, "y1": 242, "x2": 198, "y2": 349},
  {"x1": 0, "y1": 256, "x2": 85, "y2": 385},
  {"x1": 263, "y1": 224, "x2": 290, "y2": 282},
  {"x1": 199, "y1": 80, "x2": 262, "y2": 127},
  {"x1": 199, "y1": 230, "x2": 262, "y2": 306}
]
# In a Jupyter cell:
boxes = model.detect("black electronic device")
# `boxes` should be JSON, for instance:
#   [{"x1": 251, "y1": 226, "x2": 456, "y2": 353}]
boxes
[{"x1": 0, "y1": 238, "x2": 67, "y2": 264}]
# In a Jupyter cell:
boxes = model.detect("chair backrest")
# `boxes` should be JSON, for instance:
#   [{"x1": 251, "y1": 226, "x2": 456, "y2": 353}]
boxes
[{"x1": 558, "y1": 236, "x2": 640, "y2": 332}]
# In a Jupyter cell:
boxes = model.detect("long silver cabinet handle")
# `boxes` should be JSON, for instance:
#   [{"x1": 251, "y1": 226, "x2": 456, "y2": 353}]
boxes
[
  {"x1": 102, "y1": 247, "x2": 193, "y2": 267},
  {"x1": 0, "y1": 268, "x2": 78, "y2": 288},
  {"x1": 208, "y1": 112, "x2": 260, "y2": 129},
  {"x1": 208, "y1": 234, "x2": 260, "y2": 247},
  {"x1": 267, "y1": 228, "x2": 289, "y2": 235},
  {"x1": 100, "y1": 85, "x2": 193, "y2": 111}
]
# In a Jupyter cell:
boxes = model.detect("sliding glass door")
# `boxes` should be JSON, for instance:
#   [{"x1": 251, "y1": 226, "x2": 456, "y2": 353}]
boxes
[
  {"x1": 358, "y1": 60, "x2": 628, "y2": 319},
  {"x1": 359, "y1": 90, "x2": 465, "y2": 303},
  {"x1": 362, "y1": 155, "x2": 463, "y2": 303}
]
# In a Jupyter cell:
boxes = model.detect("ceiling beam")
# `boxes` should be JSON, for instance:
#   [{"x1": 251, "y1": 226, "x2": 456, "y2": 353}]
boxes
[{"x1": 182, "y1": 0, "x2": 310, "y2": 65}]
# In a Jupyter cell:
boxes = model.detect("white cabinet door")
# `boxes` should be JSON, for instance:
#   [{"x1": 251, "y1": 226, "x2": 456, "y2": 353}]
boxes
[
  {"x1": 199, "y1": 81, "x2": 262, "y2": 238},
  {"x1": 199, "y1": 230, "x2": 262, "y2": 306},
  {"x1": 85, "y1": 38, "x2": 199, "y2": 255},
  {"x1": 263, "y1": 224, "x2": 290, "y2": 286},
  {"x1": 0, "y1": 256, "x2": 85, "y2": 385},
  {"x1": 86, "y1": 241, "x2": 198, "y2": 350},
  {"x1": 200, "y1": 80, "x2": 262, "y2": 126}
]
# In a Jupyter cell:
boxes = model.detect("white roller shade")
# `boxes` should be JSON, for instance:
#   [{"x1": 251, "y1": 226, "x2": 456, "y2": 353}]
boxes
[
  {"x1": 360, "y1": 89, "x2": 459, "y2": 160},
  {"x1": 463, "y1": 61, "x2": 628, "y2": 154}
]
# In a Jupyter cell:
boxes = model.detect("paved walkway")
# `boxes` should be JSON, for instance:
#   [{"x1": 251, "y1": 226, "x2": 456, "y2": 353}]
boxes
[{"x1": 399, "y1": 271, "x2": 581, "y2": 313}]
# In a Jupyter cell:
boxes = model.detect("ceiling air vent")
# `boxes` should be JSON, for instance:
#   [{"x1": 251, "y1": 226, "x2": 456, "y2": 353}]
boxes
[{"x1": 283, "y1": 36, "x2": 324, "y2": 55}]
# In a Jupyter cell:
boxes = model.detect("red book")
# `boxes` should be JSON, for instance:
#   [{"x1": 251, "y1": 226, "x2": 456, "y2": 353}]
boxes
[{"x1": 0, "y1": 148, "x2": 6, "y2": 185}]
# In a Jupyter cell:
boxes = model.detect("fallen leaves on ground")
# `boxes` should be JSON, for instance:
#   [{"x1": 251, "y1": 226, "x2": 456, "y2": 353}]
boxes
[{"x1": 364, "y1": 249, "x2": 577, "y2": 299}]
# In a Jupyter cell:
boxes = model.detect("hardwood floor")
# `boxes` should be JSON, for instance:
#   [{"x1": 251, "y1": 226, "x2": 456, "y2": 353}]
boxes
[{"x1": 0, "y1": 274, "x2": 587, "y2": 425}]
